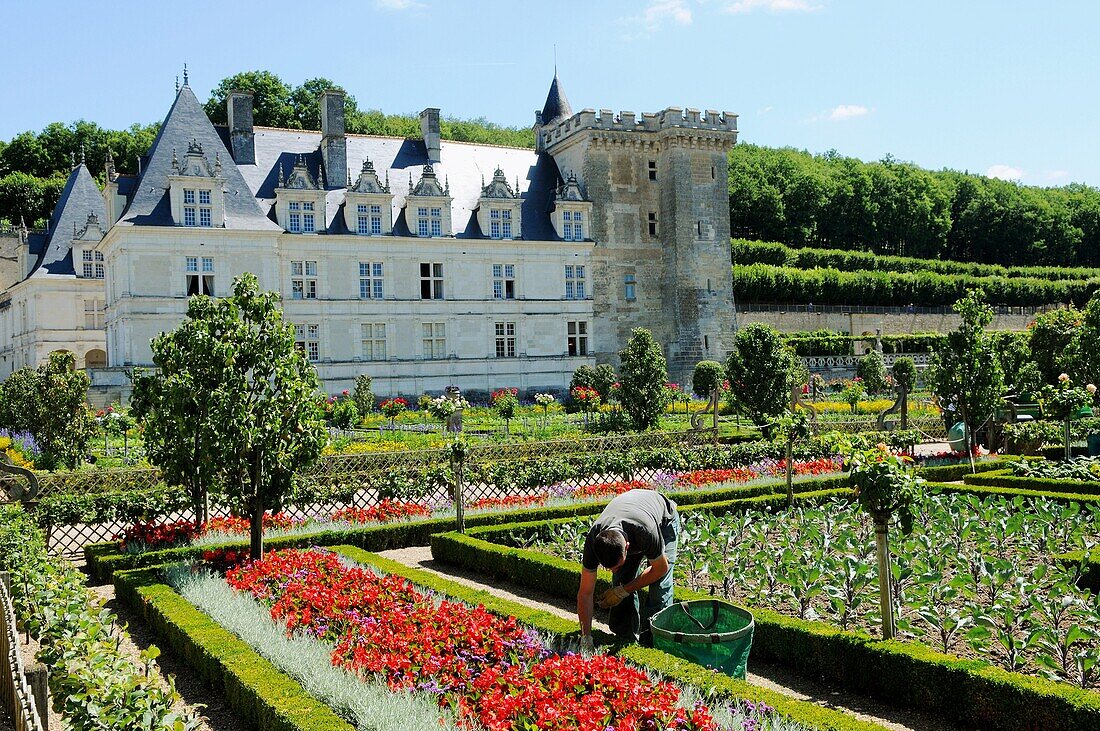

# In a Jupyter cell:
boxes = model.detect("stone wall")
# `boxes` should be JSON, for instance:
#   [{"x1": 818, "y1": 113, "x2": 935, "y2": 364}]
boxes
[{"x1": 737, "y1": 310, "x2": 1035, "y2": 340}]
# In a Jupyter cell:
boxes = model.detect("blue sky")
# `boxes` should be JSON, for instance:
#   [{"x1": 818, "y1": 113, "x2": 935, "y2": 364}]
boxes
[{"x1": 2, "y1": 0, "x2": 1098, "y2": 186}]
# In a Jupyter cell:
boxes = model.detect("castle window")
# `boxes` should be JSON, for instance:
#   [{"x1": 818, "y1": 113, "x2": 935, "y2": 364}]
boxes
[
  {"x1": 494, "y1": 322, "x2": 517, "y2": 358},
  {"x1": 288, "y1": 202, "x2": 301, "y2": 232},
  {"x1": 182, "y1": 188, "x2": 212, "y2": 227},
  {"x1": 624, "y1": 274, "x2": 637, "y2": 302},
  {"x1": 493, "y1": 264, "x2": 515, "y2": 300},
  {"x1": 185, "y1": 256, "x2": 215, "y2": 296},
  {"x1": 291, "y1": 260, "x2": 318, "y2": 300},
  {"x1": 489, "y1": 209, "x2": 513, "y2": 239},
  {"x1": 563, "y1": 211, "x2": 584, "y2": 241},
  {"x1": 361, "y1": 323, "x2": 387, "y2": 360},
  {"x1": 648, "y1": 212, "x2": 658, "y2": 237},
  {"x1": 567, "y1": 321, "x2": 588, "y2": 356},
  {"x1": 565, "y1": 265, "x2": 585, "y2": 299},
  {"x1": 82, "y1": 250, "x2": 104, "y2": 279},
  {"x1": 711, "y1": 166, "x2": 716, "y2": 180},
  {"x1": 431, "y1": 207, "x2": 442, "y2": 237},
  {"x1": 84, "y1": 299, "x2": 104, "y2": 330},
  {"x1": 294, "y1": 323, "x2": 320, "y2": 361},
  {"x1": 420, "y1": 262, "x2": 444, "y2": 300},
  {"x1": 357, "y1": 204, "x2": 383, "y2": 235},
  {"x1": 704, "y1": 335, "x2": 710, "y2": 351},
  {"x1": 422, "y1": 322, "x2": 446, "y2": 359},
  {"x1": 697, "y1": 220, "x2": 703, "y2": 238},
  {"x1": 648, "y1": 161, "x2": 657, "y2": 181},
  {"x1": 359, "y1": 262, "x2": 384, "y2": 299}
]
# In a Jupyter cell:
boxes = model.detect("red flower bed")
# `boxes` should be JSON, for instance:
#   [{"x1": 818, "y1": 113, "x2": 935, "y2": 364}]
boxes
[
  {"x1": 675, "y1": 468, "x2": 760, "y2": 488},
  {"x1": 332, "y1": 500, "x2": 432, "y2": 524},
  {"x1": 228, "y1": 549, "x2": 718, "y2": 730},
  {"x1": 116, "y1": 520, "x2": 198, "y2": 551},
  {"x1": 205, "y1": 513, "x2": 302, "y2": 535},
  {"x1": 571, "y1": 479, "x2": 649, "y2": 499},
  {"x1": 466, "y1": 494, "x2": 549, "y2": 511}
]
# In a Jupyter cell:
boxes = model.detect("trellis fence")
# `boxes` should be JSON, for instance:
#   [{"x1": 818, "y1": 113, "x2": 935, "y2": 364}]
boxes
[
  {"x1": 5, "y1": 429, "x2": 719, "y2": 556},
  {"x1": 0, "y1": 573, "x2": 46, "y2": 731}
]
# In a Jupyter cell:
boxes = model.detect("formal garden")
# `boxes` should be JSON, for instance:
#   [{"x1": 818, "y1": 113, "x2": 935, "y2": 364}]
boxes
[{"x1": 3, "y1": 275, "x2": 1100, "y2": 731}]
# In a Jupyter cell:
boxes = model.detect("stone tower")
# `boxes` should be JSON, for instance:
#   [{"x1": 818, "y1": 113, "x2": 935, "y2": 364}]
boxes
[{"x1": 538, "y1": 76, "x2": 739, "y2": 384}]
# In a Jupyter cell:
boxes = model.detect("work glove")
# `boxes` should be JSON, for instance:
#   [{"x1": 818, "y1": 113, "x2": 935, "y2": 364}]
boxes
[
  {"x1": 579, "y1": 634, "x2": 595, "y2": 654},
  {"x1": 597, "y1": 586, "x2": 631, "y2": 609}
]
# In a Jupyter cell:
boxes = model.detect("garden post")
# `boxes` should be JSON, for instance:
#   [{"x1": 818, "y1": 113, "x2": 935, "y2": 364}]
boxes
[
  {"x1": 874, "y1": 514, "x2": 896, "y2": 640},
  {"x1": 451, "y1": 449, "x2": 465, "y2": 534},
  {"x1": 1064, "y1": 418, "x2": 1072, "y2": 461},
  {"x1": 958, "y1": 398, "x2": 976, "y2": 473}
]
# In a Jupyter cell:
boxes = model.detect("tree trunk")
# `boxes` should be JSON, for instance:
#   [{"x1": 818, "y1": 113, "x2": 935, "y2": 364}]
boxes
[
  {"x1": 785, "y1": 437, "x2": 794, "y2": 507},
  {"x1": 250, "y1": 462, "x2": 264, "y2": 560},
  {"x1": 1065, "y1": 418, "x2": 1072, "y2": 461},
  {"x1": 874, "y1": 515, "x2": 896, "y2": 640},
  {"x1": 452, "y1": 454, "x2": 465, "y2": 534}
]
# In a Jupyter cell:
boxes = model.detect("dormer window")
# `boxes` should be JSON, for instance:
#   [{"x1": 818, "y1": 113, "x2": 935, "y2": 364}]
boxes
[
  {"x1": 168, "y1": 140, "x2": 225, "y2": 228},
  {"x1": 476, "y1": 167, "x2": 522, "y2": 240},
  {"x1": 81, "y1": 250, "x2": 104, "y2": 279},
  {"x1": 406, "y1": 164, "x2": 452, "y2": 238},
  {"x1": 345, "y1": 157, "x2": 394, "y2": 236},
  {"x1": 276, "y1": 156, "x2": 326, "y2": 235},
  {"x1": 552, "y1": 171, "x2": 592, "y2": 242}
]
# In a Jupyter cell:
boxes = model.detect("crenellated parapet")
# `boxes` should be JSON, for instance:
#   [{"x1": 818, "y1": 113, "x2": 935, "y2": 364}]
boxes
[{"x1": 541, "y1": 107, "x2": 738, "y2": 151}]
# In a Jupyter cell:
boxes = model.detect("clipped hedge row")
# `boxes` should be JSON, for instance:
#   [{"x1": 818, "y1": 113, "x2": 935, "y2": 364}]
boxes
[
  {"x1": 114, "y1": 566, "x2": 354, "y2": 731},
  {"x1": 781, "y1": 331, "x2": 948, "y2": 357},
  {"x1": 731, "y1": 262, "x2": 1097, "y2": 308},
  {"x1": 334, "y1": 547, "x2": 887, "y2": 731},
  {"x1": 85, "y1": 473, "x2": 854, "y2": 584},
  {"x1": 916, "y1": 459, "x2": 1012, "y2": 483},
  {"x1": 431, "y1": 514, "x2": 1100, "y2": 731},
  {"x1": 730, "y1": 239, "x2": 1100, "y2": 283},
  {"x1": 930, "y1": 481, "x2": 1100, "y2": 505},
  {"x1": 1056, "y1": 550, "x2": 1100, "y2": 593},
  {"x1": 962, "y1": 469, "x2": 1100, "y2": 496},
  {"x1": 31, "y1": 484, "x2": 191, "y2": 527}
]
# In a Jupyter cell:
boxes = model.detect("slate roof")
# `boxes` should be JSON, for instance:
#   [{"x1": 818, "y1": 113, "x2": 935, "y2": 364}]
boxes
[
  {"x1": 117, "y1": 85, "x2": 280, "y2": 230},
  {"x1": 28, "y1": 163, "x2": 107, "y2": 278},
  {"x1": 232, "y1": 129, "x2": 564, "y2": 240},
  {"x1": 116, "y1": 80, "x2": 570, "y2": 240},
  {"x1": 540, "y1": 73, "x2": 572, "y2": 126}
]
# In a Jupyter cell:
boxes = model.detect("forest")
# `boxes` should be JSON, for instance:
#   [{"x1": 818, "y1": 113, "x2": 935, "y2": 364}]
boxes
[{"x1": 4, "y1": 70, "x2": 1100, "y2": 272}]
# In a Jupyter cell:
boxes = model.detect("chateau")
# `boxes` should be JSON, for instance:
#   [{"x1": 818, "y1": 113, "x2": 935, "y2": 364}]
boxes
[{"x1": 0, "y1": 74, "x2": 738, "y2": 397}]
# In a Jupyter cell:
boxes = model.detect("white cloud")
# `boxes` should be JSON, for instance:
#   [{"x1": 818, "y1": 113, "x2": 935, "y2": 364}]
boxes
[
  {"x1": 828, "y1": 104, "x2": 869, "y2": 121},
  {"x1": 374, "y1": 0, "x2": 422, "y2": 10},
  {"x1": 723, "y1": 0, "x2": 821, "y2": 14},
  {"x1": 621, "y1": 0, "x2": 693, "y2": 39},
  {"x1": 986, "y1": 164, "x2": 1025, "y2": 181},
  {"x1": 759, "y1": 105, "x2": 774, "y2": 114},
  {"x1": 1044, "y1": 170, "x2": 1069, "y2": 182}
]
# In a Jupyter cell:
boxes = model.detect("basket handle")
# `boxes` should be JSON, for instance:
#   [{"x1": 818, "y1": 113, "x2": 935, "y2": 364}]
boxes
[{"x1": 676, "y1": 601, "x2": 721, "y2": 632}]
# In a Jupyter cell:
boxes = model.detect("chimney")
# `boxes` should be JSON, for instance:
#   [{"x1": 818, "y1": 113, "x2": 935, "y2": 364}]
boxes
[
  {"x1": 227, "y1": 90, "x2": 255, "y2": 165},
  {"x1": 420, "y1": 107, "x2": 441, "y2": 164},
  {"x1": 320, "y1": 90, "x2": 346, "y2": 188}
]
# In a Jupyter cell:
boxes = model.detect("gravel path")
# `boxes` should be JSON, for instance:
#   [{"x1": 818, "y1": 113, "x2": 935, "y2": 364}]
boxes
[
  {"x1": 379, "y1": 546, "x2": 971, "y2": 731},
  {"x1": 90, "y1": 584, "x2": 245, "y2": 731}
]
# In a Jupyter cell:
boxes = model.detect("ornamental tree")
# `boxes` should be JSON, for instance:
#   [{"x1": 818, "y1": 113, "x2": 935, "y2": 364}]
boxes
[
  {"x1": 847, "y1": 445, "x2": 922, "y2": 640},
  {"x1": 352, "y1": 374, "x2": 374, "y2": 417},
  {"x1": 137, "y1": 274, "x2": 326, "y2": 558},
  {"x1": 691, "y1": 360, "x2": 725, "y2": 399},
  {"x1": 856, "y1": 350, "x2": 889, "y2": 395},
  {"x1": 617, "y1": 328, "x2": 670, "y2": 430},
  {"x1": 0, "y1": 350, "x2": 96, "y2": 469},
  {"x1": 927, "y1": 290, "x2": 1005, "y2": 452},
  {"x1": 491, "y1": 387, "x2": 519, "y2": 435},
  {"x1": 724, "y1": 323, "x2": 799, "y2": 431}
]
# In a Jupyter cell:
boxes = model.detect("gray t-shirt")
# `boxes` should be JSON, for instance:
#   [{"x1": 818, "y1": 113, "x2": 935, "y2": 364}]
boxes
[{"x1": 581, "y1": 489, "x2": 677, "y2": 571}]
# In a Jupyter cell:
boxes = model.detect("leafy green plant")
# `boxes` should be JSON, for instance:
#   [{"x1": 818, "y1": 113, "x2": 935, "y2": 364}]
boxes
[{"x1": 617, "y1": 328, "x2": 670, "y2": 430}]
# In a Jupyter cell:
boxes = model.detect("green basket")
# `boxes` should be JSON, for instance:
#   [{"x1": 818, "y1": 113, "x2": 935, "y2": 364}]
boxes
[{"x1": 649, "y1": 599, "x2": 754, "y2": 679}]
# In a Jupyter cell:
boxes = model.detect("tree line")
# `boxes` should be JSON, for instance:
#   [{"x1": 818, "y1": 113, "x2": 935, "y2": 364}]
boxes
[{"x1": 728, "y1": 144, "x2": 1100, "y2": 268}]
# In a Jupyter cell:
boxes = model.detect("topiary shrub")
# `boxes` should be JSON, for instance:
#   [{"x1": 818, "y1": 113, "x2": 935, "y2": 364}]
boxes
[
  {"x1": 617, "y1": 328, "x2": 669, "y2": 430},
  {"x1": 691, "y1": 360, "x2": 725, "y2": 398}
]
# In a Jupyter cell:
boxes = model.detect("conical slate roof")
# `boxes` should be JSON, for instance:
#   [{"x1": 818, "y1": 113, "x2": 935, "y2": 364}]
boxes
[
  {"x1": 540, "y1": 73, "x2": 572, "y2": 126},
  {"x1": 118, "y1": 84, "x2": 279, "y2": 230},
  {"x1": 29, "y1": 163, "x2": 107, "y2": 277}
]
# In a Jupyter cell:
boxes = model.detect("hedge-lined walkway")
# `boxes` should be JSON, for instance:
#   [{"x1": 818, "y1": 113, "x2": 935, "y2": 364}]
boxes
[{"x1": 377, "y1": 546, "x2": 965, "y2": 731}]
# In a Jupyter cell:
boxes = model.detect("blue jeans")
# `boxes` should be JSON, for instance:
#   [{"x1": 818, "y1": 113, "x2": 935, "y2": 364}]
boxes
[{"x1": 608, "y1": 510, "x2": 679, "y2": 643}]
